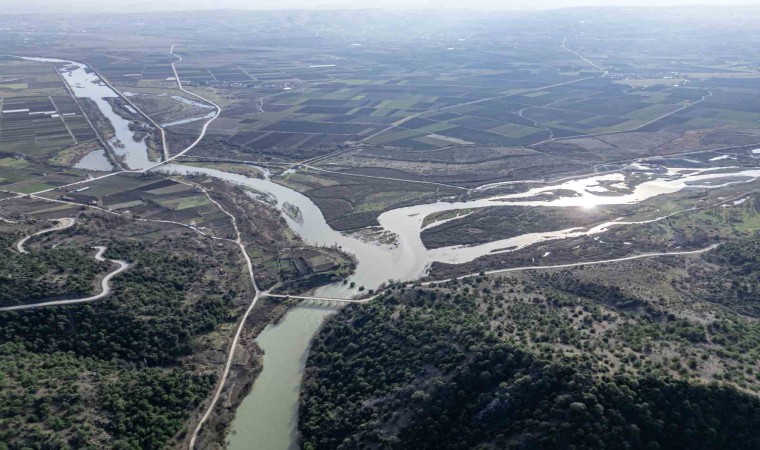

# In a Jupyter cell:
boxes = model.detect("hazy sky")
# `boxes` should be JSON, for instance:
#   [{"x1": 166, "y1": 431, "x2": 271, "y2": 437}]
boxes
[{"x1": 4, "y1": 0, "x2": 760, "y2": 13}]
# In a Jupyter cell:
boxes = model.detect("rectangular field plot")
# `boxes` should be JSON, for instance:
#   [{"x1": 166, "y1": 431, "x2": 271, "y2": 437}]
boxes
[
  {"x1": 45, "y1": 174, "x2": 234, "y2": 232},
  {"x1": 141, "y1": 65, "x2": 176, "y2": 81},
  {"x1": 174, "y1": 37, "x2": 728, "y2": 153},
  {"x1": 0, "y1": 96, "x2": 76, "y2": 156},
  {"x1": 0, "y1": 163, "x2": 85, "y2": 193},
  {"x1": 0, "y1": 59, "x2": 68, "y2": 98},
  {"x1": 0, "y1": 57, "x2": 101, "y2": 161}
]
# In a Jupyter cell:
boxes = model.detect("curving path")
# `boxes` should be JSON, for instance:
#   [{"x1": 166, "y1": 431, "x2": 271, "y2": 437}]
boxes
[
  {"x1": 15, "y1": 218, "x2": 76, "y2": 253},
  {"x1": 162, "y1": 44, "x2": 222, "y2": 163},
  {"x1": 23, "y1": 44, "x2": 221, "y2": 197},
  {"x1": 421, "y1": 244, "x2": 720, "y2": 285},
  {"x1": 2, "y1": 43, "x2": 737, "y2": 449},
  {"x1": 0, "y1": 245, "x2": 129, "y2": 312}
]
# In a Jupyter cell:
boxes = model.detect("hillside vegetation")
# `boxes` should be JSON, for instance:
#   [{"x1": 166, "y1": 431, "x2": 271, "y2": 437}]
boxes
[
  {"x1": 0, "y1": 218, "x2": 250, "y2": 450},
  {"x1": 300, "y1": 236, "x2": 760, "y2": 450}
]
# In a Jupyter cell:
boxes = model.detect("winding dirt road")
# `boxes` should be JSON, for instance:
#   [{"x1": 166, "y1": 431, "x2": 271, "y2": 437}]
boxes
[
  {"x1": 422, "y1": 244, "x2": 720, "y2": 285},
  {"x1": 0, "y1": 42, "x2": 735, "y2": 450},
  {"x1": 15, "y1": 218, "x2": 76, "y2": 254},
  {"x1": 1, "y1": 245, "x2": 129, "y2": 312},
  {"x1": 164, "y1": 44, "x2": 222, "y2": 163},
  {"x1": 21, "y1": 44, "x2": 221, "y2": 197},
  {"x1": 187, "y1": 180, "x2": 261, "y2": 450}
]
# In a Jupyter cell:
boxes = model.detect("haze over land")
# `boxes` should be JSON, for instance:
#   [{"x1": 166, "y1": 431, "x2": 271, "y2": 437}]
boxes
[{"x1": 4, "y1": 0, "x2": 760, "y2": 13}]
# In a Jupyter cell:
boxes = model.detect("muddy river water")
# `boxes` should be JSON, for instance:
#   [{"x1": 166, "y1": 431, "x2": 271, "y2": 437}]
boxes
[
  {"x1": 163, "y1": 163, "x2": 760, "y2": 297},
  {"x1": 226, "y1": 306, "x2": 337, "y2": 450},
  {"x1": 161, "y1": 162, "x2": 760, "y2": 449},
  {"x1": 22, "y1": 54, "x2": 760, "y2": 448}
]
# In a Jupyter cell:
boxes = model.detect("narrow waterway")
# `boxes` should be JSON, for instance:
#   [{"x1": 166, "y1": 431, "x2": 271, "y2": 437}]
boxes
[
  {"x1": 21, "y1": 57, "x2": 153, "y2": 170},
  {"x1": 226, "y1": 305, "x2": 337, "y2": 450}
]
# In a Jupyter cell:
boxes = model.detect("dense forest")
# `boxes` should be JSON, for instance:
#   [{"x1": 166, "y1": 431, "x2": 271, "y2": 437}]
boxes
[
  {"x1": 0, "y1": 224, "x2": 247, "y2": 450},
  {"x1": 300, "y1": 263, "x2": 760, "y2": 449},
  {"x1": 0, "y1": 232, "x2": 104, "y2": 306}
]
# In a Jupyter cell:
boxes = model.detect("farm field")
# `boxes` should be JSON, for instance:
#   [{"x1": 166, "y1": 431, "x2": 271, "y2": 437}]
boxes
[{"x1": 0, "y1": 58, "x2": 106, "y2": 166}]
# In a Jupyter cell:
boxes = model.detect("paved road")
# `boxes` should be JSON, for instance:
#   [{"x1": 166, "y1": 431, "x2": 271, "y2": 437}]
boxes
[
  {"x1": 15, "y1": 218, "x2": 76, "y2": 253},
  {"x1": 0, "y1": 246, "x2": 129, "y2": 312}
]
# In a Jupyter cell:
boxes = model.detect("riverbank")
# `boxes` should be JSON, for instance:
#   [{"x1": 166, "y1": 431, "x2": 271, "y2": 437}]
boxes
[
  {"x1": 188, "y1": 297, "x2": 295, "y2": 449},
  {"x1": 21, "y1": 57, "x2": 156, "y2": 170},
  {"x1": 227, "y1": 305, "x2": 338, "y2": 450}
]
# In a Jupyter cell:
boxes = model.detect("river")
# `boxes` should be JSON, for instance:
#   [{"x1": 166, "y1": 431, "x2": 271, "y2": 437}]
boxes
[
  {"x1": 21, "y1": 57, "x2": 153, "y2": 170},
  {"x1": 226, "y1": 305, "x2": 337, "y2": 450},
  {"x1": 162, "y1": 159, "x2": 760, "y2": 449},
  {"x1": 38, "y1": 56, "x2": 755, "y2": 447},
  {"x1": 162, "y1": 163, "x2": 760, "y2": 297},
  {"x1": 29, "y1": 53, "x2": 759, "y2": 296}
]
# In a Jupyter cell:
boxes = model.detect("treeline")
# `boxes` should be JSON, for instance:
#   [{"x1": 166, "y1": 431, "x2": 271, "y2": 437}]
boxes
[
  {"x1": 299, "y1": 288, "x2": 760, "y2": 450},
  {"x1": 0, "y1": 241, "x2": 235, "y2": 365}
]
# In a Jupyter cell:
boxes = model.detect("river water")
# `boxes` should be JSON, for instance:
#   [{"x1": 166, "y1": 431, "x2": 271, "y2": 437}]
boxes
[
  {"x1": 163, "y1": 163, "x2": 760, "y2": 297},
  {"x1": 14, "y1": 54, "x2": 760, "y2": 444},
  {"x1": 226, "y1": 305, "x2": 337, "y2": 450},
  {"x1": 162, "y1": 160, "x2": 760, "y2": 449},
  {"x1": 21, "y1": 57, "x2": 153, "y2": 170},
  {"x1": 73, "y1": 149, "x2": 113, "y2": 171},
  {"x1": 35, "y1": 52, "x2": 755, "y2": 447},
  {"x1": 28, "y1": 55, "x2": 755, "y2": 297}
]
